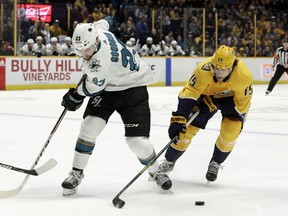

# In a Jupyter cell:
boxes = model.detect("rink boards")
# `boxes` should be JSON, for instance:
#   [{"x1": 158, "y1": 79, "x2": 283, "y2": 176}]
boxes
[{"x1": 0, "y1": 56, "x2": 287, "y2": 90}]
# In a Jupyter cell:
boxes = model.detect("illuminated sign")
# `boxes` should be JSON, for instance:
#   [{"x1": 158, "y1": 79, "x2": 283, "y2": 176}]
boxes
[{"x1": 18, "y1": 4, "x2": 52, "y2": 22}]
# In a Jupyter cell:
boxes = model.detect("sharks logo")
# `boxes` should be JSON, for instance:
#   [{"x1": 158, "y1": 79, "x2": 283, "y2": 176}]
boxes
[
  {"x1": 92, "y1": 77, "x2": 105, "y2": 86},
  {"x1": 89, "y1": 59, "x2": 101, "y2": 72}
]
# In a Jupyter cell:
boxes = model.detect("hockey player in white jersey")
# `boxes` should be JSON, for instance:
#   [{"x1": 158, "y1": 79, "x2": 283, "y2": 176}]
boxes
[
  {"x1": 61, "y1": 19, "x2": 172, "y2": 196},
  {"x1": 20, "y1": 39, "x2": 35, "y2": 56},
  {"x1": 46, "y1": 37, "x2": 62, "y2": 56},
  {"x1": 33, "y1": 36, "x2": 46, "y2": 57},
  {"x1": 60, "y1": 36, "x2": 75, "y2": 56}
]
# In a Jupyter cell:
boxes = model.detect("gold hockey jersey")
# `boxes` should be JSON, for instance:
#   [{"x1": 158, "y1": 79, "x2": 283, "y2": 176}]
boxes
[{"x1": 179, "y1": 57, "x2": 253, "y2": 115}]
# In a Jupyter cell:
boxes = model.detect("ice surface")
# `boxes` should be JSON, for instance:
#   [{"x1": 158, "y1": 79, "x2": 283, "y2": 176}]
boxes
[{"x1": 0, "y1": 84, "x2": 287, "y2": 216}]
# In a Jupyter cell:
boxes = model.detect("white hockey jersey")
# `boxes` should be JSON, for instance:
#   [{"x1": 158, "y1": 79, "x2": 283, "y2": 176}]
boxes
[
  {"x1": 77, "y1": 20, "x2": 156, "y2": 97},
  {"x1": 20, "y1": 45, "x2": 35, "y2": 56},
  {"x1": 46, "y1": 43, "x2": 62, "y2": 56},
  {"x1": 61, "y1": 44, "x2": 75, "y2": 56},
  {"x1": 33, "y1": 44, "x2": 46, "y2": 56}
]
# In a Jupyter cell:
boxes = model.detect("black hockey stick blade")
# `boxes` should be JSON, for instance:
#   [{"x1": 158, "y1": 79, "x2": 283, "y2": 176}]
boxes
[
  {"x1": 112, "y1": 137, "x2": 178, "y2": 209},
  {"x1": 112, "y1": 197, "x2": 125, "y2": 209},
  {"x1": 0, "y1": 158, "x2": 57, "y2": 176}
]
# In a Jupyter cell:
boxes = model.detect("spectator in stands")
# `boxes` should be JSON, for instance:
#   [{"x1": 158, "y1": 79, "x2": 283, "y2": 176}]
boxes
[
  {"x1": 74, "y1": 0, "x2": 85, "y2": 9},
  {"x1": 49, "y1": 19, "x2": 62, "y2": 39},
  {"x1": 122, "y1": 20, "x2": 136, "y2": 43},
  {"x1": 135, "y1": 14, "x2": 150, "y2": 46},
  {"x1": 104, "y1": 7, "x2": 118, "y2": 34},
  {"x1": 150, "y1": 28, "x2": 161, "y2": 45},
  {"x1": 176, "y1": 35, "x2": 185, "y2": 51},
  {"x1": 227, "y1": 32, "x2": 238, "y2": 47},
  {"x1": 2, "y1": 18, "x2": 14, "y2": 46},
  {"x1": 140, "y1": 37, "x2": 158, "y2": 56},
  {"x1": 165, "y1": 30, "x2": 174, "y2": 45},
  {"x1": 189, "y1": 45, "x2": 202, "y2": 57},
  {"x1": 206, "y1": 13, "x2": 215, "y2": 35},
  {"x1": 20, "y1": 39, "x2": 35, "y2": 56},
  {"x1": 91, "y1": 7, "x2": 101, "y2": 22},
  {"x1": 261, "y1": 46, "x2": 274, "y2": 57},
  {"x1": 46, "y1": 37, "x2": 62, "y2": 56},
  {"x1": 169, "y1": 40, "x2": 185, "y2": 56},
  {"x1": 61, "y1": 36, "x2": 75, "y2": 56},
  {"x1": 169, "y1": 6, "x2": 182, "y2": 38},
  {"x1": 157, "y1": 8, "x2": 171, "y2": 37},
  {"x1": 41, "y1": 23, "x2": 54, "y2": 45},
  {"x1": 186, "y1": 31, "x2": 195, "y2": 52},
  {"x1": 68, "y1": 21, "x2": 79, "y2": 38},
  {"x1": 33, "y1": 36, "x2": 46, "y2": 57},
  {"x1": 81, "y1": 7, "x2": 92, "y2": 23},
  {"x1": 188, "y1": 16, "x2": 200, "y2": 38},
  {"x1": 28, "y1": 20, "x2": 42, "y2": 41},
  {"x1": 0, "y1": 40, "x2": 14, "y2": 56},
  {"x1": 8, "y1": 0, "x2": 288, "y2": 57},
  {"x1": 72, "y1": 4, "x2": 83, "y2": 22},
  {"x1": 236, "y1": 47, "x2": 246, "y2": 57}
]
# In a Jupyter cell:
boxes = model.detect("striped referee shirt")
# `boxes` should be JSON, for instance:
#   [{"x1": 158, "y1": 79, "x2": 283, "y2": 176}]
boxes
[{"x1": 272, "y1": 46, "x2": 288, "y2": 67}]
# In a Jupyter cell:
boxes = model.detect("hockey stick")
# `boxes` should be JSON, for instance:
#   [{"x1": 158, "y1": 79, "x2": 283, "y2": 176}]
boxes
[
  {"x1": 0, "y1": 158, "x2": 57, "y2": 176},
  {"x1": 0, "y1": 108, "x2": 67, "y2": 198},
  {"x1": 112, "y1": 109, "x2": 200, "y2": 208},
  {"x1": 0, "y1": 74, "x2": 87, "y2": 198}
]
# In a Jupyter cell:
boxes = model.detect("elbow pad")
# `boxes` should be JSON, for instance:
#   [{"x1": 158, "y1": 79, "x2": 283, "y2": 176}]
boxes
[{"x1": 176, "y1": 97, "x2": 197, "y2": 119}]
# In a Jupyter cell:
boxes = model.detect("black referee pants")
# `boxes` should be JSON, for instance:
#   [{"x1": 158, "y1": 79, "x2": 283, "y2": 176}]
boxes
[{"x1": 267, "y1": 65, "x2": 288, "y2": 91}]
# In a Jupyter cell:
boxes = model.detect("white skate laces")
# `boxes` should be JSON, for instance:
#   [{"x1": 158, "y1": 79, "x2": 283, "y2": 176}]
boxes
[
  {"x1": 206, "y1": 160, "x2": 223, "y2": 182},
  {"x1": 149, "y1": 172, "x2": 172, "y2": 190},
  {"x1": 159, "y1": 159, "x2": 175, "y2": 173},
  {"x1": 62, "y1": 170, "x2": 84, "y2": 196}
]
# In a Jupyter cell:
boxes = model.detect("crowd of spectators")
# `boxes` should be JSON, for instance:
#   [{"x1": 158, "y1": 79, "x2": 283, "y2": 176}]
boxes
[{"x1": 1, "y1": 0, "x2": 288, "y2": 57}]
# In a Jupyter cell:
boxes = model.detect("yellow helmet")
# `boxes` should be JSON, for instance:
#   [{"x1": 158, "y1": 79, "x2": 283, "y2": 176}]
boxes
[{"x1": 211, "y1": 45, "x2": 236, "y2": 69}]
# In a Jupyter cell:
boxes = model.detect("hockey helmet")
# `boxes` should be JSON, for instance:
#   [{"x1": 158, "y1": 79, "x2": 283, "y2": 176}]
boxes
[
  {"x1": 65, "y1": 36, "x2": 72, "y2": 42},
  {"x1": 51, "y1": 37, "x2": 58, "y2": 43},
  {"x1": 27, "y1": 39, "x2": 34, "y2": 44},
  {"x1": 72, "y1": 23, "x2": 99, "y2": 56},
  {"x1": 211, "y1": 45, "x2": 236, "y2": 69}
]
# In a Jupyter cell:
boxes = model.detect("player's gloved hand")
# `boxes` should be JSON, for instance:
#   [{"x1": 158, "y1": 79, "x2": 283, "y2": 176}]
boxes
[
  {"x1": 61, "y1": 88, "x2": 85, "y2": 111},
  {"x1": 168, "y1": 112, "x2": 187, "y2": 140}
]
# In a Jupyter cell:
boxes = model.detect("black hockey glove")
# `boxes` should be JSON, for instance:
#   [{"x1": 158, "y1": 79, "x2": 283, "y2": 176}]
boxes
[
  {"x1": 61, "y1": 88, "x2": 85, "y2": 111},
  {"x1": 168, "y1": 112, "x2": 187, "y2": 140},
  {"x1": 52, "y1": 51, "x2": 58, "y2": 56}
]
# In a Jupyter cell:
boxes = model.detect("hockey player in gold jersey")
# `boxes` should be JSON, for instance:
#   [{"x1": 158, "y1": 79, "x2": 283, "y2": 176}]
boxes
[{"x1": 159, "y1": 45, "x2": 253, "y2": 183}]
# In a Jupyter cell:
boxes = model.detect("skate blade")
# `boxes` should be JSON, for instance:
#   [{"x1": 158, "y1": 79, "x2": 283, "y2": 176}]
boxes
[{"x1": 63, "y1": 187, "x2": 78, "y2": 196}]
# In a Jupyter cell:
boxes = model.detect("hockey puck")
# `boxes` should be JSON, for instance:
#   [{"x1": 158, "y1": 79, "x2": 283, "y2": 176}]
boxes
[{"x1": 195, "y1": 201, "x2": 205, "y2": 206}]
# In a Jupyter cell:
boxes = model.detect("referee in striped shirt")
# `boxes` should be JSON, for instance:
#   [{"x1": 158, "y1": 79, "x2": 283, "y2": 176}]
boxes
[{"x1": 266, "y1": 36, "x2": 288, "y2": 95}]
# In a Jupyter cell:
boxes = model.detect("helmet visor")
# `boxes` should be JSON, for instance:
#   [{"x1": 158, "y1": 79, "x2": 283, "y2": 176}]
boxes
[{"x1": 73, "y1": 44, "x2": 96, "y2": 59}]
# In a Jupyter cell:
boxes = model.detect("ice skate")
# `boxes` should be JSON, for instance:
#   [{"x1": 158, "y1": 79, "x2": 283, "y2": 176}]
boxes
[
  {"x1": 159, "y1": 159, "x2": 175, "y2": 173},
  {"x1": 149, "y1": 172, "x2": 172, "y2": 190},
  {"x1": 206, "y1": 159, "x2": 222, "y2": 183},
  {"x1": 62, "y1": 170, "x2": 84, "y2": 196}
]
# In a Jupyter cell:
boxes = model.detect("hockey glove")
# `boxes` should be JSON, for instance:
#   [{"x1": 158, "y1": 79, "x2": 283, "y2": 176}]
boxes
[
  {"x1": 168, "y1": 112, "x2": 187, "y2": 140},
  {"x1": 61, "y1": 88, "x2": 85, "y2": 111}
]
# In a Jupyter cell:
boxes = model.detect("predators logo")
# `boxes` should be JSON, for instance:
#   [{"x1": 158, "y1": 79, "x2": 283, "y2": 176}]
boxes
[
  {"x1": 201, "y1": 63, "x2": 212, "y2": 71},
  {"x1": 213, "y1": 90, "x2": 234, "y2": 97}
]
